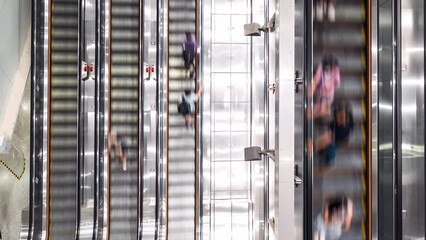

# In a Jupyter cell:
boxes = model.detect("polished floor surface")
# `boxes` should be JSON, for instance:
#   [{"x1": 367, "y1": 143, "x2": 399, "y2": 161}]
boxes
[{"x1": 0, "y1": 78, "x2": 30, "y2": 240}]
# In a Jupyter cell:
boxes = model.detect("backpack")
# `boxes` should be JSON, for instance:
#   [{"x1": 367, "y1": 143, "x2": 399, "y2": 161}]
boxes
[{"x1": 178, "y1": 96, "x2": 191, "y2": 115}]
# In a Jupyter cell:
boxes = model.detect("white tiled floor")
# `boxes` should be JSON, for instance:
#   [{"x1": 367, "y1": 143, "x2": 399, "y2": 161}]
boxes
[{"x1": 0, "y1": 78, "x2": 30, "y2": 240}]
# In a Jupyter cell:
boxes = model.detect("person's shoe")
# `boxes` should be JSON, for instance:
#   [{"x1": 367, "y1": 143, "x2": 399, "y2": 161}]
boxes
[
  {"x1": 328, "y1": 3, "x2": 335, "y2": 22},
  {"x1": 185, "y1": 121, "x2": 190, "y2": 128},
  {"x1": 316, "y1": 3, "x2": 323, "y2": 21},
  {"x1": 122, "y1": 160, "x2": 127, "y2": 171}
]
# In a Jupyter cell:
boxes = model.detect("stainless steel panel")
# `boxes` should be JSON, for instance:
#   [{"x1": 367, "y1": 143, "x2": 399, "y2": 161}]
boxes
[
  {"x1": 231, "y1": 44, "x2": 249, "y2": 73},
  {"x1": 231, "y1": 73, "x2": 250, "y2": 102},
  {"x1": 214, "y1": 162, "x2": 231, "y2": 195},
  {"x1": 377, "y1": 1, "x2": 395, "y2": 239},
  {"x1": 99, "y1": 0, "x2": 110, "y2": 239},
  {"x1": 212, "y1": 15, "x2": 231, "y2": 43},
  {"x1": 231, "y1": 0, "x2": 249, "y2": 14},
  {"x1": 371, "y1": 1, "x2": 378, "y2": 238},
  {"x1": 231, "y1": 103, "x2": 249, "y2": 132},
  {"x1": 201, "y1": 0, "x2": 213, "y2": 238},
  {"x1": 79, "y1": 0, "x2": 97, "y2": 238},
  {"x1": 212, "y1": 0, "x2": 231, "y2": 14},
  {"x1": 212, "y1": 201, "x2": 232, "y2": 240},
  {"x1": 213, "y1": 103, "x2": 231, "y2": 131},
  {"x1": 141, "y1": 0, "x2": 158, "y2": 238},
  {"x1": 212, "y1": 44, "x2": 231, "y2": 72},
  {"x1": 156, "y1": 0, "x2": 168, "y2": 238},
  {"x1": 231, "y1": 15, "x2": 249, "y2": 44},
  {"x1": 212, "y1": 73, "x2": 231, "y2": 102},
  {"x1": 294, "y1": 0, "x2": 304, "y2": 238},
  {"x1": 401, "y1": 0, "x2": 425, "y2": 238},
  {"x1": 231, "y1": 202, "x2": 251, "y2": 239},
  {"x1": 231, "y1": 162, "x2": 250, "y2": 198},
  {"x1": 231, "y1": 132, "x2": 250, "y2": 160},
  {"x1": 214, "y1": 132, "x2": 231, "y2": 161},
  {"x1": 251, "y1": 1, "x2": 266, "y2": 239}
]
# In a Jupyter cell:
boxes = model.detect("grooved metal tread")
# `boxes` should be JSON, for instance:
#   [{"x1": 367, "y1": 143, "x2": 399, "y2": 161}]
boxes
[
  {"x1": 48, "y1": 0, "x2": 79, "y2": 239},
  {"x1": 313, "y1": 1, "x2": 368, "y2": 239},
  {"x1": 108, "y1": 0, "x2": 140, "y2": 239},
  {"x1": 167, "y1": 0, "x2": 197, "y2": 239}
]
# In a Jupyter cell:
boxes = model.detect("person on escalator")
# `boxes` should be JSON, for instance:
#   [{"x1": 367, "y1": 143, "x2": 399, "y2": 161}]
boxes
[
  {"x1": 182, "y1": 32, "x2": 197, "y2": 79},
  {"x1": 319, "y1": 100, "x2": 355, "y2": 166},
  {"x1": 330, "y1": 100, "x2": 354, "y2": 147},
  {"x1": 316, "y1": 0, "x2": 338, "y2": 22},
  {"x1": 314, "y1": 196, "x2": 354, "y2": 240},
  {"x1": 108, "y1": 131, "x2": 127, "y2": 171},
  {"x1": 308, "y1": 54, "x2": 340, "y2": 119},
  {"x1": 306, "y1": 54, "x2": 340, "y2": 157},
  {"x1": 178, "y1": 86, "x2": 203, "y2": 128}
]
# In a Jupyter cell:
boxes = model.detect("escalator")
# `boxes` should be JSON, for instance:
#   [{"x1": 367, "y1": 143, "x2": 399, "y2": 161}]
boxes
[
  {"x1": 48, "y1": 0, "x2": 80, "y2": 238},
  {"x1": 108, "y1": 0, "x2": 141, "y2": 238},
  {"x1": 167, "y1": 0, "x2": 197, "y2": 239},
  {"x1": 312, "y1": 0, "x2": 369, "y2": 238}
]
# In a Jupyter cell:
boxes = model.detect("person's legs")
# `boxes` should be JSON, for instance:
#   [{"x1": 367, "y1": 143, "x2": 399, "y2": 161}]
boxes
[
  {"x1": 189, "y1": 64, "x2": 195, "y2": 78},
  {"x1": 121, "y1": 149, "x2": 127, "y2": 171},
  {"x1": 184, "y1": 114, "x2": 190, "y2": 128},
  {"x1": 117, "y1": 141, "x2": 127, "y2": 170},
  {"x1": 315, "y1": 130, "x2": 333, "y2": 151}
]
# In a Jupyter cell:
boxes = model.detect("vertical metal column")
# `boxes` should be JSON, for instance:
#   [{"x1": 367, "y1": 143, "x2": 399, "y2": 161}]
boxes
[
  {"x1": 393, "y1": 0, "x2": 401, "y2": 238},
  {"x1": 29, "y1": 0, "x2": 50, "y2": 238},
  {"x1": 263, "y1": 0, "x2": 270, "y2": 239},
  {"x1": 304, "y1": 0, "x2": 313, "y2": 239}
]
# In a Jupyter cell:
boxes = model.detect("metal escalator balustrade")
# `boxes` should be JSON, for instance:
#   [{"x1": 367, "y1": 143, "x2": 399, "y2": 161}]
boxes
[
  {"x1": 108, "y1": 0, "x2": 141, "y2": 239},
  {"x1": 48, "y1": 0, "x2": 80, "y2": 239},
  {"x1": 312, "y1": 0, "x2": 369, "y2": 239},
  {"x1": 167, "y1": 0, "x2": 197, "y2": 239}
]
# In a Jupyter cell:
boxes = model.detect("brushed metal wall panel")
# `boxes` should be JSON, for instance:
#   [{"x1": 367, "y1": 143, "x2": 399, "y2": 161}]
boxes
[{"x1": 401, "y1": 0, "x2": 425, "y2": 238}]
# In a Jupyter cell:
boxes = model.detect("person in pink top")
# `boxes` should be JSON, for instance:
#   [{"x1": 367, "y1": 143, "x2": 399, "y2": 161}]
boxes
[
  {"x1": 306, "y1": 54, "x2": 340, "y2": 156},
  {"x1": 310, "y1": 54, "x2": 340, "y2": 118}
]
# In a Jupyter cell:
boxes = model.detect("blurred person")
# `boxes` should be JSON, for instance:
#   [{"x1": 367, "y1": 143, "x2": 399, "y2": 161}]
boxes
[
  {"x1": 177, "y1": 86, "x2": 203, "y2": 128},
  {"x1": 308, "y1": 100, "x2": 354, "y2": 166},
  {"x1": 182, "y1": 32, "x2": 197, "y2": 78},
  {"x1": 316, "y1": 0, "x2": 338, "y2": 22},
  {"x1": 314, "y1": 196, "x2": 353, "y2": 240},
  {"x1": 330, "y1": 100, "x2": 354, "y2": 147},
  {"x1": 108, "y1": 131, "x2": 127, "y2": 171},
  {"x1": 306, "y1": 54, "x2": 340, "y2": 155},
  {"x1": 308, "y1": 54, "x2": 340, "y2": 119}
]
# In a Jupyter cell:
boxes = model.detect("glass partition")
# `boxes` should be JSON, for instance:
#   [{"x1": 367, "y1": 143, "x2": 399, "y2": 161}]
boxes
[{"x1": 202, "y1": 0, "x2": 266, "y2": 239}]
